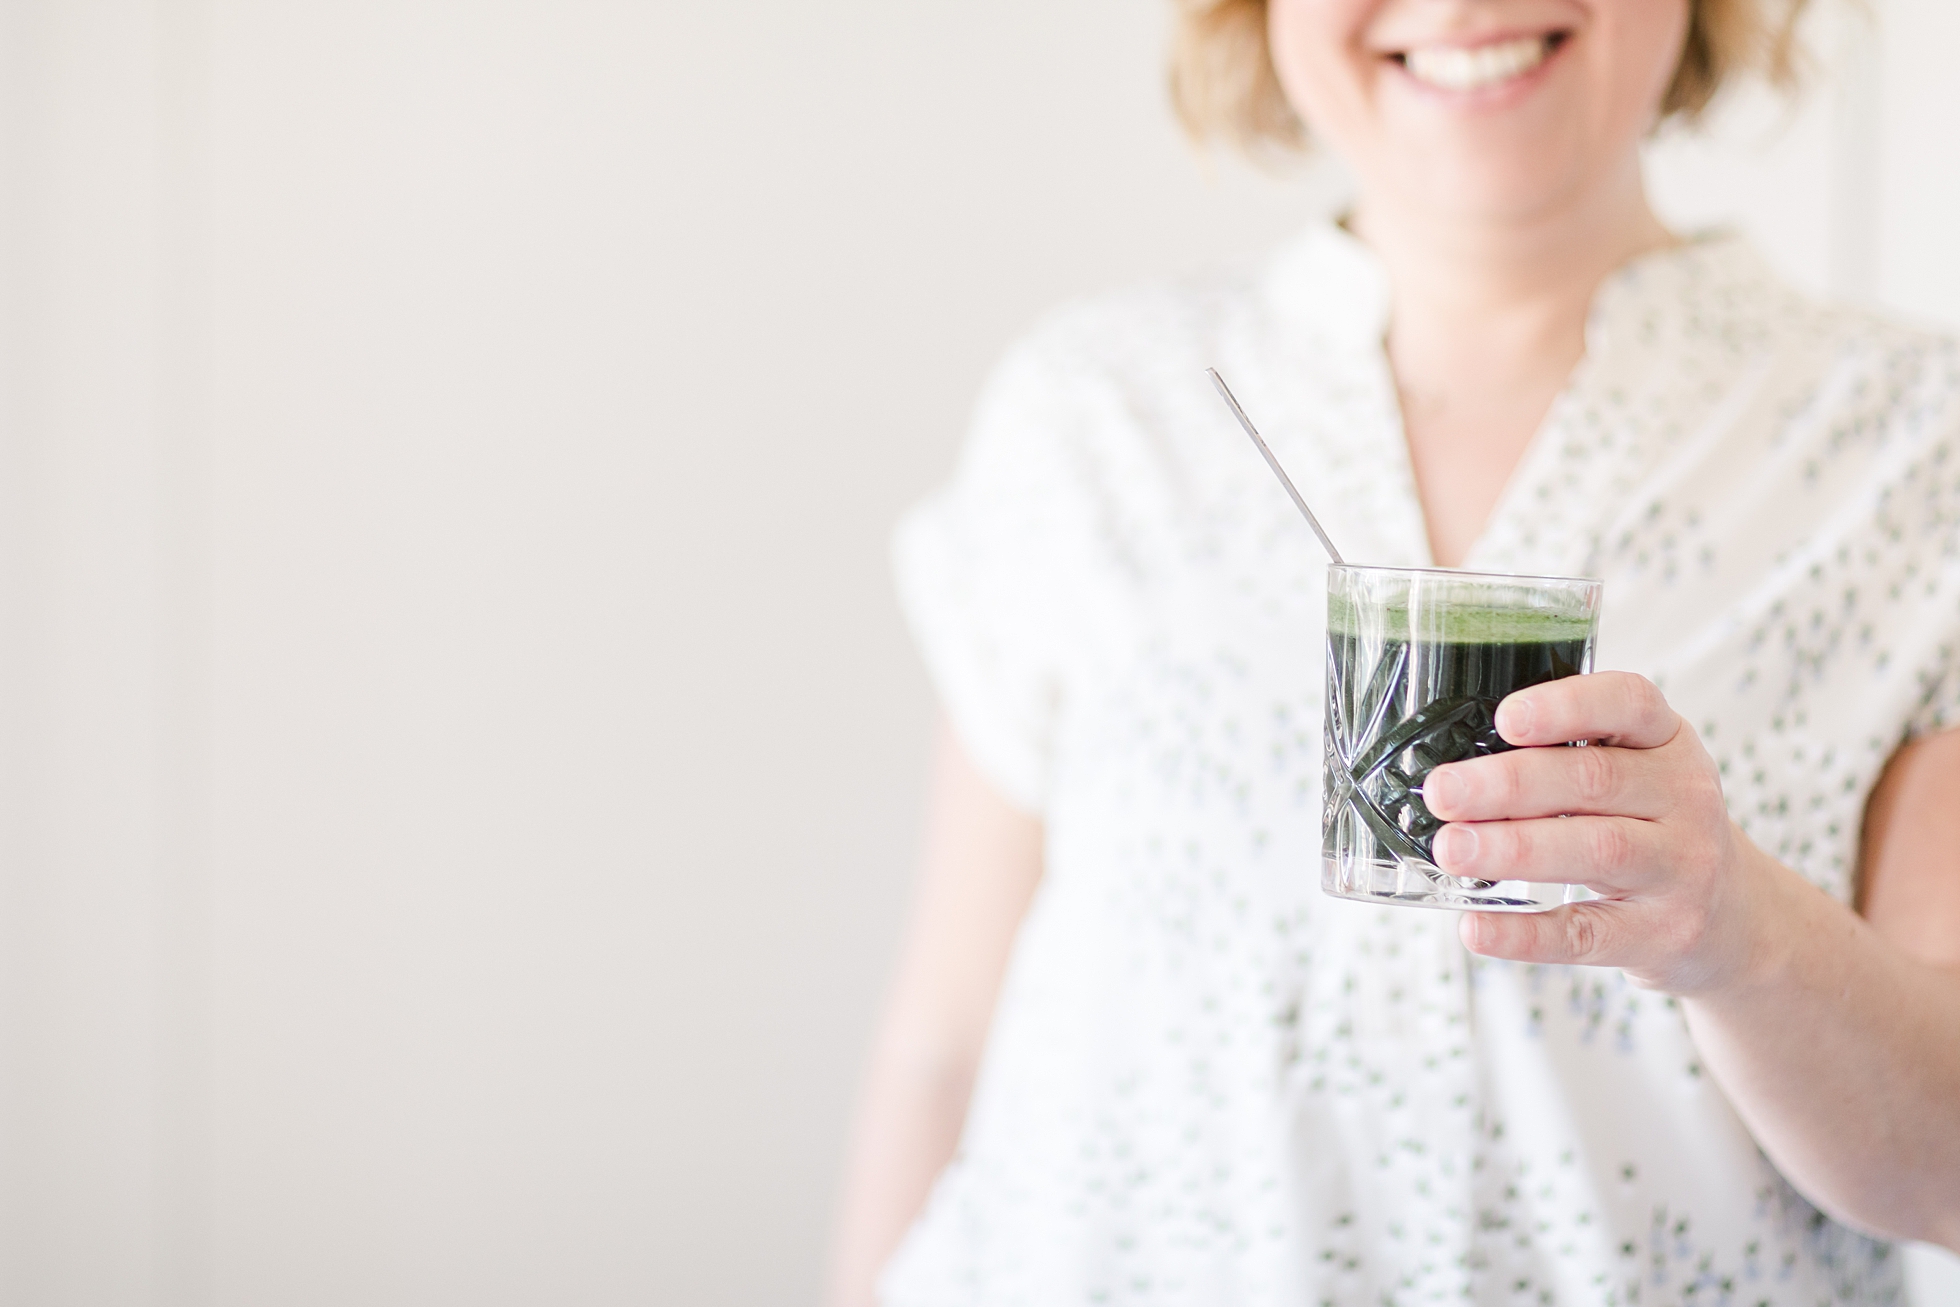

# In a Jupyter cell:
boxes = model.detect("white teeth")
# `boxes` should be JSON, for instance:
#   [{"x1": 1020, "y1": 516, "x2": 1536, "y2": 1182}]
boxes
[{"x1": 1402, "y1": 35, "x2": 1552, "y2": 93}]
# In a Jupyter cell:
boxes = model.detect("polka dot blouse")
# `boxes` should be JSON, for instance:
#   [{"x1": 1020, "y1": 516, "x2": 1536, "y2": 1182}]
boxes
[{"x1": 885, "y1": 224, "x2": 1960, "y2": 1306}]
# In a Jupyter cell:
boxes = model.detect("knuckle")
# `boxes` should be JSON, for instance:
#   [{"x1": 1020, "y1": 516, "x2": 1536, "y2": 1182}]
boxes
[
  {"x1": 1698, "y1": 770, "x2": 1731, "y2": 819},
  {"x1": 1636, "y1": 675, "x2": 1668, "y2": 713},
  {"x1": 1490, "y1": 756, "x2": 1527, "y2": 809},
  {"x1": 1563, "y1": 908, "x2": 1606, "y2": 961},
  {"x1": 1610, "y1": 677, "x2": 1645, "y2": 726},
  {"x1": 1663, "y1": 903, "x2": 1710, "y2": 961},
  {"x1": 1672, "y1": 762, "x2": 1713, "y2": 808},
  {"x1": 1572, "y1": 746, "x2": 1618, "y2": 806},
  {"x1": 1587, "y1": 820, "x2": 1636, "y2": 873},
  {"x1": 1633, "y1": 676, "x2": 1685, "y2": 743},
  {"x1": 1494, "y1": 820, "x2": 1529, "y2": 868}
]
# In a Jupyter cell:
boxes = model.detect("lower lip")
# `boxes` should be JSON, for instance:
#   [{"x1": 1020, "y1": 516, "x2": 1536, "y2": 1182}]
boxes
[{"x1": 1390, "y1": 37, "x2": 1569, "y2": 108}]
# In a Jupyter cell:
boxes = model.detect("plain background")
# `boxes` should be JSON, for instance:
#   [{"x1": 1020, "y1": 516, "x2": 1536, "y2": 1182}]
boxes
[{"x1": 0, "y1": 1, "x2": 1957, "y2": 1303}]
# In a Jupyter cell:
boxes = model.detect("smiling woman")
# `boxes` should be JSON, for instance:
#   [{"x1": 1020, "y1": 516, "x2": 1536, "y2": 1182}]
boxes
[
  {"x1": 828, "y1": 2, "x2": 1960, "y2": 1304},
  {"x1": 1170, "y1": 0, "x2": 1806, "y2": 152}
]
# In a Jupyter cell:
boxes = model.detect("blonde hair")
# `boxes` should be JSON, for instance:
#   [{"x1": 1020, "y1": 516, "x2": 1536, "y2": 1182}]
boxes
[{"x1": 1169, "y1": 0, "x2": 1810, "y2": 155}]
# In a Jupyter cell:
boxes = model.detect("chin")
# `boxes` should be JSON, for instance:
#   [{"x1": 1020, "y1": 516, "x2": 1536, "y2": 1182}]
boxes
[
  {"x1": 1363, "y1": 109, "x2": 1604, "y2": 227},
  {"x1": 1396, "y1": 156, "x2": 1594, "y2": 226}
]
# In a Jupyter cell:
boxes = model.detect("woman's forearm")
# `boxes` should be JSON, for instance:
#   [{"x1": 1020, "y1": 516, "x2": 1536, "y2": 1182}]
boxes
[
  {"x1": 826, "y1": 725, "x2": 1045, "y2": 1305},
  {"x1": 826, "y1": 1024, "x2": 978, "y2": 1307},
  {"x1": 1436, "y1": 680, "x2": 1960, "y2": 1248},
  {"x1": 1683, "y1": 848, "x2": 1960, "y2": 1247}
]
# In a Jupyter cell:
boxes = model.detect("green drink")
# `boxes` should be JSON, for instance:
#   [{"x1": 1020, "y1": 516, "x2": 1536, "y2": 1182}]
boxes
[{"x1": 1322, "y1": 565, "x2": 1603, "y2": 911}]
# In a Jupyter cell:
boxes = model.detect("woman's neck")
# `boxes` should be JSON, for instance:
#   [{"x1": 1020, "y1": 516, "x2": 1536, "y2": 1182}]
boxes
[
  {"x1": 1346, "y1": 159, "x2": 1675, "y2": 566},
  {"x1": 1351, "y1": 158, "x2": 1674, "y2": 370}
]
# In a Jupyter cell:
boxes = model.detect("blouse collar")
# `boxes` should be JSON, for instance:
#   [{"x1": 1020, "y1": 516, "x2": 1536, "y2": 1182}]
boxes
[{"x1": 1262, "y1": 219, "x2": 1779, "y2": 357}]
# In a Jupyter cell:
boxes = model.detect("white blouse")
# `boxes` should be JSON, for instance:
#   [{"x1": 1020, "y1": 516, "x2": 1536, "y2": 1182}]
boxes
[{"x1": 886, "y1": 224, "x2": 1960, "y2": 1306}]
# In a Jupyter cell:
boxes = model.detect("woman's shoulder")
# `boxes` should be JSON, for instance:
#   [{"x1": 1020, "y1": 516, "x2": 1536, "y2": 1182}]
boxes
[
  {"x1": 985, "y1": 267, "x2": 1256, "y2": 394},
  {"x1": 981, "y1": 224, "x2": 1376, "y2": 409},
  {"x1": 1774, "y1": 288, "x2": 1960, "y2": 456},
  {"x1": 1604, "y1": 234, "x2": 1960, "y2": 446},
  {"x1": 1782, "y1": 282, "x2": 1960, "y2": 374},
  {"x1": 1691, "y1": 236, "x2": 1960, "y2": 379}
]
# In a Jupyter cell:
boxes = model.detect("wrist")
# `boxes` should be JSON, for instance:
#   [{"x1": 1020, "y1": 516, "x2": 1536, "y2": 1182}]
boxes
[{"x1": 1708, "y1": 827, "x2": 1812, "y2": 999}]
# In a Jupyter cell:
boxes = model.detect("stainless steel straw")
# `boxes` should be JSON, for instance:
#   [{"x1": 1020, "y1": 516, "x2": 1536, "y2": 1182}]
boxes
[{"x1": 1206, "y1": 367, "x2": 1345, "y2": 565}]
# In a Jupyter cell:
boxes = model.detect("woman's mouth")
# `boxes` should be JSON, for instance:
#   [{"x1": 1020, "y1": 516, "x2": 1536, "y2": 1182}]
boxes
[{"x1": 1394, "y1": 32, "x2": 1568, "y2": 94}]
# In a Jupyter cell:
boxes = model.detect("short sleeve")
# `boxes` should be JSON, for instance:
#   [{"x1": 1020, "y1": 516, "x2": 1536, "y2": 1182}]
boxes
[
  {"x1": 1900, "y1": 499, "x2": 1960, "y2": 743},
  {"x1": 1885, "y1": 347, "x2": 1960, "y2": 743},
  {"x1": 893, "y1": 333, "x2": 1096, "y2": 814},
  {"x1": 1907, "y1": 644, "x2": 1960, "y2": 740}
]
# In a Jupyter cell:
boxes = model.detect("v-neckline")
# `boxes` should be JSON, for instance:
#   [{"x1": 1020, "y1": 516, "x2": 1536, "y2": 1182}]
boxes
[
  {"x1": 1299, "y1": 226, "x2": 1729, "y2": 577},
  {"x1": 1381, "y1": 342, "x2": 1599, "y2": 575}
]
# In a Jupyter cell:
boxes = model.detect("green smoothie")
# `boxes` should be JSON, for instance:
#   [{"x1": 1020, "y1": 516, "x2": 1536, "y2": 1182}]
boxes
[{"x1": 1322, "y1": 567, "x2": 1601, "y2": 910}]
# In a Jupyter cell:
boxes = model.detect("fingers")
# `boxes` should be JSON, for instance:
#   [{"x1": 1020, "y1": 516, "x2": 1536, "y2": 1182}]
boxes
[
  {"x1": 1431, "y1": 814, "x2": 1661, "y2": 895},
  {"x1": 1423, "y1": 743, "x2": 1673, "y2": 822},
  {"x1": 1459, "y1": 900, "x2": 1648, "y2": 968},
  {"x1": 1494, "y1": 671, "x2": 1681, "y2": 750}
]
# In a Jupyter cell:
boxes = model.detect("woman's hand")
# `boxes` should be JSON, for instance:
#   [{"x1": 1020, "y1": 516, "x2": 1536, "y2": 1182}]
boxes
[{"x1": 1422, "y1": 671, "x2": 1791, "y2": 995}]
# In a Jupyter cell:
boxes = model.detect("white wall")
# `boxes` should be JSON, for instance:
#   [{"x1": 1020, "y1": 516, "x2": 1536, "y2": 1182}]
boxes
[{"x1": 0, "y1": 2, "x2": 1954, "y2": 1304}]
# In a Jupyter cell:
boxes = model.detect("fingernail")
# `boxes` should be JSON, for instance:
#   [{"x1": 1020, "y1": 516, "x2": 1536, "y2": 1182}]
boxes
[
  {"x1": 1434, "y1": 823, "x2": 1478, "y2": 869},
  {"x1": 1425, "y1": 767, "x2": 1466, "y2": 813},
  {"x1": 1497, "y1": 694, "x2": 1535, "y2": 743},
  {"x1": 1459, "y1": 912, "x2": 1491, "y2": 950}
]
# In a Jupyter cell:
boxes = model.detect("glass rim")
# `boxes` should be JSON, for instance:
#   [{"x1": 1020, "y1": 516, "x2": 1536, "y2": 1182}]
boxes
[{"x1": 1326, "y1": 562, "x2": 1601, "y2": 590}]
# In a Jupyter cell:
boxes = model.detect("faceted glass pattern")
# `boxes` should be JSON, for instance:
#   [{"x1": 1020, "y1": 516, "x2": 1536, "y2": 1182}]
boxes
[{"x1": 1322, "y1": 565, "x2": 1602, "y2": 911}]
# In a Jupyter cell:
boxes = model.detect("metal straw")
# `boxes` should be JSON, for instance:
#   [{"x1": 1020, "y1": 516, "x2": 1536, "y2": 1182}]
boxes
[{"x1": 1206, "y1": 367, "x2": 1345, "y2": 565}]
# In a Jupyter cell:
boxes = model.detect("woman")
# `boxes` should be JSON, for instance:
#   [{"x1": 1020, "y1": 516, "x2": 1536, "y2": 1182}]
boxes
[{"x1": 833, "y1": 1, "x2": 1960, "y2": 1302}]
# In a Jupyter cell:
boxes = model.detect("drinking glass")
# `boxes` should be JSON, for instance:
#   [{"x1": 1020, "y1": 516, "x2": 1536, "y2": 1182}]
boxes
[{"x1": 1322, "y1": 564, "x2": 1603, "y2": 911}]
